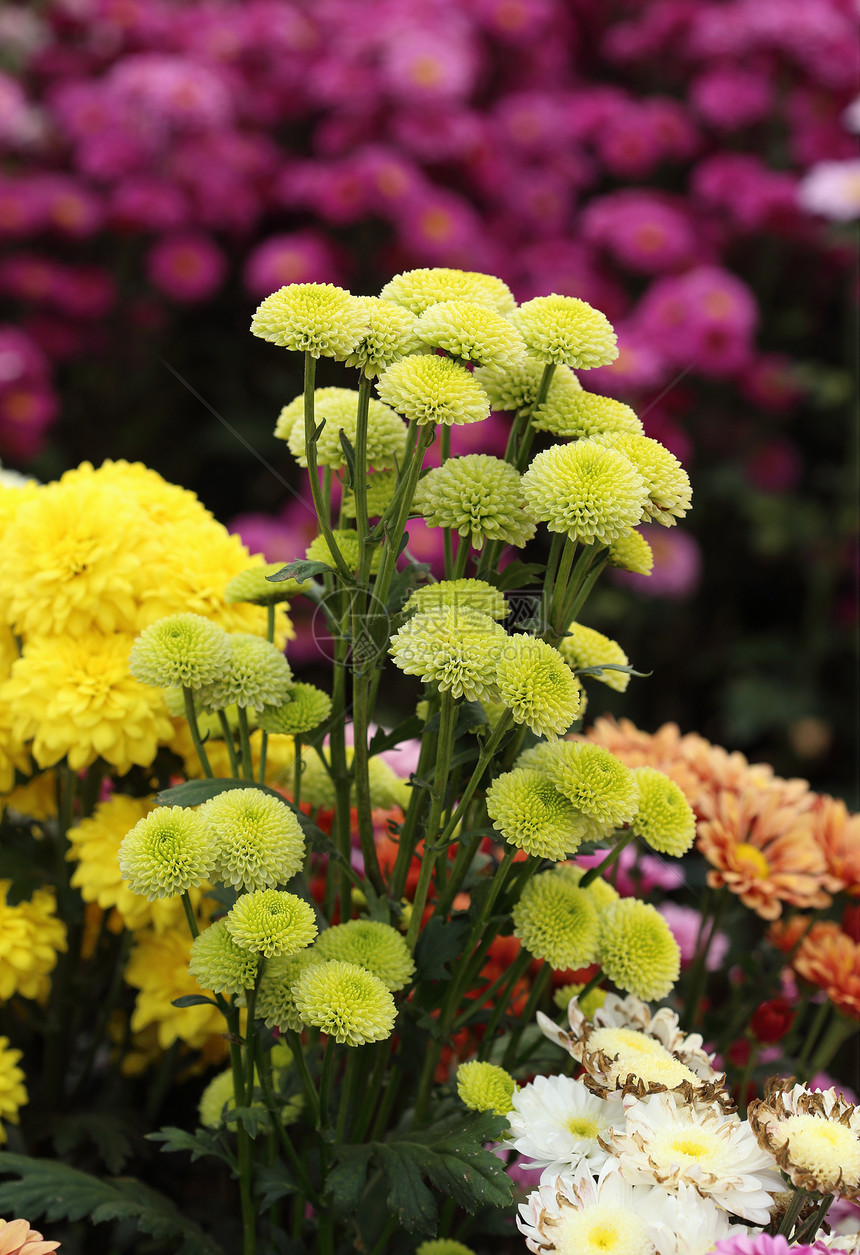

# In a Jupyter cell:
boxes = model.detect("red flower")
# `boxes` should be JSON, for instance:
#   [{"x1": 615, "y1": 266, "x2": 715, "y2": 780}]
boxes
[{"x1": 750, "y1": 997, "x2": 795, "y2": 1043}]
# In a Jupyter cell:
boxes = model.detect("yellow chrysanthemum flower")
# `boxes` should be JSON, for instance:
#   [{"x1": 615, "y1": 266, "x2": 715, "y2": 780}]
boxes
[
  {"x1": 0, "y1": 1036, "x2": 27, "y2": 1144},
  {"x1": 277, "y1": 386, "x2": 407, "y2": 471},
  {"x1": 3, "y1": 632, "x2": 174, "y2": 774},
  {"x1": 510, "y1": 294, "x2": 618, "y2": 369},
  {"x1": 379, "y1": 268, "x2": 516, "y2": 316},
  {"x1": 376, "y1": 354, "x2": 491, "y2": 426},
  {"x1": 0, "y1": 478, "x2": 40, "y2": 546},
  {"x1": 596, "y1": 433, "x2": 692, "y2": 526},
  {"x1": 414, "y1": 299, "x2": 526, "y2": 369},
  {"x1": 496, "y1": 635, "x2": 583, "y2": 740},
  {"x1": 1, "y1": 771, "x2": 57, "y2": 823},
  {"x1": 126, "y1": 926, "x2": 224, "y2": 1050},
  {"x1": 559, "y1": 622, "x2": 631, "y2": 693},
  {"x1": 474, "y1": 359, "x2": 581, "y2": 415},
  {"x1": 250, "y1": 282, "x2": 367, "y2": 359},
  {"x1": 0, "y1": 476, "x2": 157, "y2": 639},
  {"x1": 63, "y1": 459, "x2": 214, "y2": 532},
  {"x1": 532, "y1": 390, "x2": 643, "y2": 441},
  {"x1": 415, "y1": 455, "x2": 536, "y2": 550},
  {"x1": 608, "y1": 528, "x2": 654, "y2": 575},
  {"x1": 522, "y1": 441, "x2": 648, "y2": 546},
  {"x1": 0, "y1": 882, "x2": 67, "y2": 1003},
  {"x1": 343, "y1": 296, "x2": 423, "y2": 376},
  {"x1": 456, "y1": 1061, "x2": 516, "y2": 1116}
]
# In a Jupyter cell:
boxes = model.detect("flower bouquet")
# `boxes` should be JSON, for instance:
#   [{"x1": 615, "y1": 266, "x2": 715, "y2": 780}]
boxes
[{"x1": 0, "y1": 268, "x2": 856, "y2": 1255}]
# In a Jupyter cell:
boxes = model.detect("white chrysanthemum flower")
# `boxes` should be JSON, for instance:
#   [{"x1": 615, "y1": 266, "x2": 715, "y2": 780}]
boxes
[
  {"x1": 518, "y1": 1163, "x2": 657, "y2": 1255},
  {"x1": 604, "y1": 1092, "x2": 783, "y2": 1225},
  {"x1": 637, "y1": 1182, "x2": 753, "y2": 1255},
  {"x1": 568, "y1": 993, "x2": 721, "y2": 1085},
  {"x1": 508, "y1": 1075, "x2": 624, "y2": 1183},
  {"x1": 748, "y1": 1080, "x2": 860, "y2": 1200}
]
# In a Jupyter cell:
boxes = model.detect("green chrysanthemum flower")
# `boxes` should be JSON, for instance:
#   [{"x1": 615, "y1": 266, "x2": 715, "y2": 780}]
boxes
[
  {"x1": 293, "y1": 959, "x2": 396, "y2": 1046},
  {"x1": 403, "y1": 578, "x2": 508, "y2": 621},
  {"x1": 597, "y1": 433, "x2": 692, "y2": 525},
  {"x1": 512, "y1": 869, "x2": 601, "y2": 970},
  {"x1": 414, "y1": 455, "x2": 536, "y2": 551},
  {"x1": 598, "y1": 899, "x2": 681, "y2": 1000},
  {"x1": 379, "y1": 268, "x2": 516, "y2": 316},
  {"x1": 559, "y1": 622, "x2": 631, "y2": 693},
  {"x1": 313, "y1": 920, "x2": 415, "y2": 991},
  {"x1": 532, "y1": 390, "x2": 643, "y2": 441},
  {"x1": 343, "y1": 296, "x2": 422, "y2": 376},
  {"x1": 367, "y1": 757, "x2": 411, "y2": 811},
  {"x1": 510, "y1": 294, "x2": 618, "y2": 369},
  {"x1": 276, "y1": 386, "x2": 407, "y2": 471},
  {"x1": 201, "y1": 788, "x2": 305, "y2": 892},
  {"x1": 608, "y1": 528, "x2": 654, "y2": 575},
  {"x1": 225, "y1": 564, "x2": 308, "y2": 607},
  {"x1": 416, "y1": 1242, "x2": 478, "y2": 1255},
  {"x1": 389, "y1": 607, "x2": 506, "y2": 701},
  {"x1": 294, "y1": 750, "x2": 336, "y2": 811},
  {"x1": 118, "y1": 806, "x2": 214, "y2": 900},
  {"x1": 189, "y1": 918, "x2": 260, "y2": 996},
  {"x1": 630, "y1": 767, "x2": 696, "y2": 857},
  {"x1": 376, "y1": 354, "x2": 491, "y2": 426},
  {"x1": 474, "y1": 359, "x2": 581, "y2": 414},
  {"x1": 258, "y1": 683, "x2": 332, "y2": 736},
  {"x1": 197, "y1": 634, "x2": 293, "y2": 714},
  {"x1": 225, "y1": 889, "x2": 317, "y2": 959},
  {"x1": 495, "y1": 635, "x2": 583, "y2": 740},
  {"x1": 456, "y1": 1061, "x2": 516, "y2": 1116},
  {"x1": 129, "y1": 614, "x2": 232, "y2": 690},
  {"x1": 486, "y1": 767, "x2": 586, "y2": 861},
  {"x1": 553, "y1": 982, "x2": 607, "y2": 1018},
  {"x1": 306, "y1": 529, "x2": 381, "y2": 575},
  {"x1": 552, "y1": 861, "x2": 620, "y2": 912},
  {"x1": 199, "y1": 1067, "x2": 239, "y2": 1129},
  {"x1": 251, "y1": 282, "x2": 367, "y2": 360},
  {"x1": 253, "y1": 950, "x2": 321, "y2": 1032},
  {"x1": 342, "y1": 470, "x2": 397, "y2": 519},
  {"x1": 293, "y1": 748, "x2": 409, "y2": 811},
  {"x1": 522, "y1": 441, "x2": 649, "y2": 546},
  {"x1": 536, "y1": 742, "x2": 639, "y2": 831},
  {"x1": 414, "y1": 299, "x2": 525, "y2": 369}
]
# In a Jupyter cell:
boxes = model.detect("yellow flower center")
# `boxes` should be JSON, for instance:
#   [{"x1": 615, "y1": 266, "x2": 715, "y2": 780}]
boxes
[
  {"x1": 735, "y1": 841, "x2": 770, "y2": 879},
  {"x1": 652, "y1": 1124, "x2": 727, "y2": 1174},
  {"x1": 589, "y1": 1027, "x2": 666, "y2": 1058},
  {"x1": 669, "y1": 1134, "x2": 713, "y2": 1162},
  {"x1": 553, "y1": 1202, "x2": 652, "y2": 1255},
  {"x1": 566, "y1": 1116, "x2": 600, "y2": 1139},
  {"x1": 782, "y1": 1114, "x2": 860, "y2": 1187}
]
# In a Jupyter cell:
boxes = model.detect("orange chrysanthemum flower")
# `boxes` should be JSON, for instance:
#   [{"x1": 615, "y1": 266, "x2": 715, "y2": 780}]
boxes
[
  {"x1": 793, "y1": 921, "x2": 860, "y2": 1020},
  {"x1": 811, "y1": 795, "x2": 860, "y2": 897},
  {"x1": 0, "y1": 1218, "x2": 59, "y2": 1255},
  {"x1": 697, "y1": 787, "x2": 832, "y2": 920}
]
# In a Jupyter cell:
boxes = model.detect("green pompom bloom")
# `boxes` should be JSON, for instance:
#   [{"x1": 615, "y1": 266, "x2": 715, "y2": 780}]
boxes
[
  {"x1": 495, "y1": 635, "x2": 582, "y2": 740},
  {"x1": 631, "y1": 767, "x2": 696, "y2": 857},
  {"x1": 225, "y1": 564, "x2": 308, "y2": 607},
  {"x1": 118, "y1": 806, "x2": 214, "y2": 900},
  {"x1": 225, "y1": 889, "x2": 318, "y2": 958},
  {"x1": 559, "y1": 622, "x2": 631, "y2": 693},
  {"x1": 597, "y1": 432, "x2": 692, "y2": 526},
  {"x1": 553, "y1": 861, "x2": 620, "y2": 911},
  {"x1": 414, "y1": 299, "x2": 525, "y2": 369},
  {"x1": 538, "y1": 742, "x2": 640, "y2": 831},
  {"x1": 294, "y1": 749, "x2": 336, "y2": 811},
  {"x1": 367, "y1": 757, "x2": 411, "y2": 811},
  {"x1": 189, "y1": 918, "x2": 260, "y2": 996},
  {"x1": 251, "y1": 282, "x2": 367, "y2": 360},
  {"x1": 343, "y1": 296, "x2": 422, "y2": 376},
  {"x1": 510, "y1": 294, "x2": 618, "y2": 369},
  {"x1": 253, "y1": 951, "x2": 321, "y2": 1033},
  {"x1": 389, "y1": 607, "x2": 506, "y2": 702},
  {"x1": 277, "y1": 387, "x2": 407, "y2": 471},
  {"x1": 198, "y1": 1067, "x2": 239, "y2": 1129},
  {"x1": 416, "y1": 1242, "x2": 478, "y2": 1255},
  {"x1": 456, "y1": 1060, "x2": 516, "y2": 1116},
  {"x1": 376, "y1": 354, "x2": 491, "y2": 427},
  {"x1": 379, "y1": 268, "x2": 516, "y2": 316},
  {"x1": 553, "y1": 982, "x2": 607, "y2": 1018},
  {"x1": 313, "y1": 920, "x2": 415, "y2": 991},
  {"x1": 403, "y1": 578, "x2": 508, "y2": 621},
  {"x1": 486, "y1": 767, "x2": 586, "y2": 861},
  {"x1": 201, "y1": 788, "x2": 305, "y2": 892},
  {"x1": 513, "y1": 869, "x2": 600, "y2": 970},
  {"x1": 522, "y1": 440, "x2": 648, "y2": 546},
  {"x1": 293, "y1": 959, "x2": 396, "y2": 1046},
  {"x1": 129, "y1": 613, "x2": 232, "y2": 690},
  {"x1": 306, "y1": 529, "x2": 381, "y2": 575},
  {"x1": 532, "y1": 390, "x2": 643, "y2": 441},
  {"x1": 598, "y1": 898, "x2": 681, "y2": 1000},
  {"x1": 198, "y1": 633, "x2": 293, "y2": 713},
  {"x1": 608, "y1": 527, "x2": 654, "y2": 575},
  {"x1": 474, "y1": 359, "x2": 581, "y2": 415},
  {"x1": 415, "y1": 455, "x2": 536, "y2": 551},
  {"x1": 258, "y1": 683, "x2": 332, "y2": 736},
  {"x1": 341, "y1": 470, "x2": 397, "y2": 519}
]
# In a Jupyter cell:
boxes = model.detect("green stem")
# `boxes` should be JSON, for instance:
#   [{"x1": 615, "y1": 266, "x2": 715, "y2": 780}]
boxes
[
  {"x1": 183, "y1": 687, "x2": 213, "y2": 778},
  {"x1": 389, "y1": 696, "x2": 439, "y2": 899},
  {"x1": 244, "y1": 983, "x2": 258, "y2": 1106},
  {"x1": 549, "y1": 536, "x2": 577, "y2": 633},
  {"x1": 353, "y1": 373, "x2": 373, "y2": 564},
  {"x1": 736, "y1": 1038, "x2": 759, "y2": 1112},
  {"x1": 352, "y1": 667, "x2": 385, "y2": 896},
  {"x1": 292, "y1": 736, "x2": 302, "y2": 808},
  {"x1": 181, "y1": 891, "x2": 200, "y2": 940},
  {"x1": 372, "y1": 423, "x2": 435, "y2": 610},
  {"x1": 256, "y1": 1060, "x2": 318, "y2": 1203},
  {"x1": 318, "y1": 1035, "x2": 337, "y2": 1131},
  {"x1": 579, "y1": 831, "x2": 635, "y2": 888},
  {"x1": 777, "y1": 1186, "x2": 809, "y2": 1238},
  {"x1": 302, "y1": 352, "x2": 354, "y2": 583},
  {"x1": 805, "y1": 1010, "x2": 857, "y2": 1079},
  {"x1": 266, "y1": 604, "x2": 275, "y2": 643},
  {"x1": 540, "y1": 531, "x2": 565, "y2": 629},
  {"x1": 284, "y1": 1031, "x2": 320, "y2": 1123},
  {"x1": 576, "y1": 968, "x2": 605, "y2": 1002},
  {"x1": 503, "y1": 963, "x2": 550, "y2": 1068},
  {"x1": 258, "y1": 731, "x2": 268, "y2": 786},
  {"x1": 452, "y1": 537, "x2": 470, "y2": 579},
  {"x1": 350, "y1": 1037, "x2": 394, "y2": 1143},
  {"x1": 217, "y1": 709, "x2": 241, "y2": 778},
  {"x1": 794, "y1": 1193, "x2": 834, "y2": 1244},
  {"x1": 226, "y1": 1006, "x2": 257, "y2": 1255},
  {"x1": 796, "y1": 998, "x2": 831, "y2": 1074},
  {"x1": 237, "y1": 707, "x2": 254, "y2": 782},
  {"x1": 472, "y1": 947, "x2": 533, "y2": 1040},
  {"x1": 405, "y1": 690, "x2": 459, "y2": 951}
]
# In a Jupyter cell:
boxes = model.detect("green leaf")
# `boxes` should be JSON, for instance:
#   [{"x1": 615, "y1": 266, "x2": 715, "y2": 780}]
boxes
[
  {"x1": 223, "y1": 1105, "x2": 272, "y2": 1138},
  {"x1": 268, "y1": 560, "x2": 333, "y2": 583},
  {"x1": 415, "y1": 916, "x2": 470, "y2": 982},
  {"x1": 52, "y1": 1112, "x2": 135, "y2": 1175},
  {"x1": 339, "y1": 431, "x2": 357, "y2": 489},
  {"x1": 376, "y1": 1145, "x2": 437, "y2": 1235},
  {"x1": 385, "y1": 562, "x2": 431, "y2": 615},
  {"x1": 171, "y1": 994, "x2": 221, "y2": 1009},
  {"x1": 254, "y1": 1162, "x2": 300, "y2": 1212},
  {"x1": 148, "y1": 1126, "x2": 234, "y2": 1169},
  {"x1": 572, "y1": 663, "x2": 651, "y2": 679},
  {"x1": 474, "y1": 559, "x2": 544, "y2": 591},
  {"x1": 368, "y1": 716, "x2": 424, "y2": 757},
  {"x1": 327, "y1": 1144, "x2": 373, "y2": 1217},
  {"x1": 0, "y1": 1154, "x2": 225, "y2": 1255}
]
